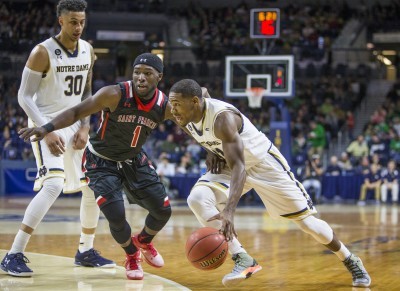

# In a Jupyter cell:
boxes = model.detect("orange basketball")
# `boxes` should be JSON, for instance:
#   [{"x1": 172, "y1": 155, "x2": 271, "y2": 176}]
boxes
[{"x1": 185, "y1": 227, "x2": 228, "y2": 270}]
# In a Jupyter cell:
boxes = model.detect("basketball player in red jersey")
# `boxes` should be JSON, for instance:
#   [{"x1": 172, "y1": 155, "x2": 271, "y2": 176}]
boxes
[{"x1": 19, "y1": 53, "x2": 175, "y2": 280}]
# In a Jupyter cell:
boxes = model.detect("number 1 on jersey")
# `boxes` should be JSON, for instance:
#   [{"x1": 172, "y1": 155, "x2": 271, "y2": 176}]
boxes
[{"x1": 131, "y1": 126, "x2": 142, "y2": 147}]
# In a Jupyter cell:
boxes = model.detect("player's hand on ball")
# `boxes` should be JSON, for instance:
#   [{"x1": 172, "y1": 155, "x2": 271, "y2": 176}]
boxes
[{"x1": 207, "y1": 210, "x2": 237, "y2": 241}]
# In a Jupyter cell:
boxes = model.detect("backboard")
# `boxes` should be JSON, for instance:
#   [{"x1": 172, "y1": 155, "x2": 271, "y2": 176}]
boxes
[{"x1": 225, "y1": 55, "x2": 294, "y2": 98}]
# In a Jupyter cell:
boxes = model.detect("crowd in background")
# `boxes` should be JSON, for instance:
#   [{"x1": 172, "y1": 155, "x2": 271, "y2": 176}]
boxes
[{"x1": 1, "y1": 0, "x2": 400, "y2": 204}]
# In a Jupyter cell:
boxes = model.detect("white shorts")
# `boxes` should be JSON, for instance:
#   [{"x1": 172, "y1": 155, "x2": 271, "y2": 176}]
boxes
[
  {"x1": 193, "y1": 144, "x2": 317, "y2": 220},
  {"x1": 29, "y1": 119, "x2": 87, "y2": 193}
]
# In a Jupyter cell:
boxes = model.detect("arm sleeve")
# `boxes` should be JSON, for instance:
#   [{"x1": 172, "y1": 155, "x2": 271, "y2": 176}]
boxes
[{"x1": 18, "y1": 66, "x2": 47, "y2": 126}]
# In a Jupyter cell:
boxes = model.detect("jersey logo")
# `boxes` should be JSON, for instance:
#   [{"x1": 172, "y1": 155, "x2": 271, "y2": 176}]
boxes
[
  {"x1": 205, "y1": 128, "x2": 210, "y2": 131},
  {"x1": 55, "y1": 49, "x2": 62, "y2": 59}
]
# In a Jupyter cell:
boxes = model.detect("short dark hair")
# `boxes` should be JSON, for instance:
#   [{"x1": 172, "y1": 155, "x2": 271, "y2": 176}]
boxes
[
  {"x1": 57, "y1": 0, "x2": 87, "y2": 17},
  {"x1": 170, "y1": 79, "x2": 202, "y2": 99}
]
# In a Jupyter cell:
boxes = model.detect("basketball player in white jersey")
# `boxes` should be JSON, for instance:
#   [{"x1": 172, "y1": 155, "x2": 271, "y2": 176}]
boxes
[
  {"x1": 1, "y1": 0, "x2": 115, "y2": 277},
  {"x1": 168, "y1": 79, "x2": 371, "y2": 288}
]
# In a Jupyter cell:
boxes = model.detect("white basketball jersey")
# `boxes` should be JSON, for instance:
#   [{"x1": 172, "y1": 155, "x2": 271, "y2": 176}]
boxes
[
  {"x1": 186, "y1": 98, "x2": 272, "y2": 169},
  {"x1": 34, "y1": 37, "x2": 92, "y2": 119}
]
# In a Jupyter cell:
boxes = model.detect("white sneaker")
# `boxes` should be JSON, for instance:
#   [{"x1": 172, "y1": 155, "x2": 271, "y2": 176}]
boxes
[
  {"x1": 125, "y1": 251, "x2": 143, "y2": 280},
  {"x1": 222, "y1": 253, "x2": 262, "y2": 287},
  {"x1": 343, "y1": 254, "x2": 371, "y2": 287},
  {"x1": 132, "y1": 235, "x2": 164, "y2": 268}
]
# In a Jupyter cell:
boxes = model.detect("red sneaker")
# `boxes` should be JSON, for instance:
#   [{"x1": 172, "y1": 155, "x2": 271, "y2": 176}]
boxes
[
  {"x1": 125, "y1": 251, "x2": 143, "y2": 280},
  {"x1": 132, "y1": 235, "x2": 164, "y2": 268}
]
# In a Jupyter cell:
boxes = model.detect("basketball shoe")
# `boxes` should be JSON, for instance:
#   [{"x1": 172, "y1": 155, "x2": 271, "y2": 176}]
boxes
[
  {"x1": 343, "y1": 254, "x2": 371, "y2": 287},
  {"x1": 132, "y1": 235, "x2": 164, "y2": 268},
  {"x1": 74, "y1": 249, "x2": 116, "y2": 268},
  {"x1": 222, "y1": 253, "x2": 262, "y2": 287},
  {"x1": 0, "y1": 253, "x2": 33, "y2": 277},
  {"x1": 125, "y1": 251, "x2": 143, "y2": 280}
]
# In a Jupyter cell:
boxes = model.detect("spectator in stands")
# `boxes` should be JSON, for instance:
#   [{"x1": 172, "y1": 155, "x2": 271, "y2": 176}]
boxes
[
  {"x1": 338, "y1": 152, "x2": 353, "y2": 172},
  {"x1": 355, "y1": 156, "x2": 370, "y2": 175},
  {"x1": 368, "y1": 133, "x2": 388, "y2": 161},
  {"x1": 155, "y1": 154, "x2": 176, "y2": 177},
  {"x1": 176, "y1": 152, "x2": 194, "y2": 175},
  {"x1": 307, "y1": 119, "x2": 326, "y2": 159},
  {"x1": 346, "y1": 135, "x2": 369, "y2": 165},
  {"x1": 358, "y1": 163, "x2": 381, "y2": 206},
  {"x1": 157, "y1": 133, "x2": 179, "y2": 160},
  {"x1": 380, "y1": 160, "x2": 399, "y2": 204},
  {"x1": 345, "y1": 111, "x2": 355, "y2": 140},
  {"x1": 370, "y1": 153, "x2": 383, "y2": 171},
  {"x1": 325, "y1": 155, "x2": 342, "y2": 176},
  {"x1": 300, "y1": 154, "x2": 324, "y2": 204},
  {"x1": 389, "y1": 130, "x2": 400, "y2": 162}
]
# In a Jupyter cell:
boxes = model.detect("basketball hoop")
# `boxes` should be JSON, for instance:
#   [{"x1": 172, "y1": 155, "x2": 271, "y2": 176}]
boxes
[{"x1": 245, "y1": 87, "x2": 264, "y2": 108}]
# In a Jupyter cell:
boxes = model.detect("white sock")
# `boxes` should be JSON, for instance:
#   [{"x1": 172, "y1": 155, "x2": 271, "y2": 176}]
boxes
[
  {"x1": 9, "y1": 230, "x2": 31, "y2": 254},
  {"x1": 79, "y1": 232, "x2": 95, "y2": 253},
  {"x1": 228, "y1": 238, "x2": 247, "y2": 255},
  {"x1": 334, "y1": 242, "x2": 352, "y2": 261}
]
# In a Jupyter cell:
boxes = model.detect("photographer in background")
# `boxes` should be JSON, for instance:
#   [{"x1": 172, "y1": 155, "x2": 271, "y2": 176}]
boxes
[{"x1": 300, "y1": 154, "x2": 324, "y2": 204}]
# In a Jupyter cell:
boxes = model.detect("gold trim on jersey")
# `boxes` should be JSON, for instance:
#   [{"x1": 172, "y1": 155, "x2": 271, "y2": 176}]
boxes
[{"x1": 195, "y1": 180, "x2": 229, "y2": 192}]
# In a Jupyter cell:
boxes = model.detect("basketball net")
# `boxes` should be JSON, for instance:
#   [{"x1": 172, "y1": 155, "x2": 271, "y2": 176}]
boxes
[{"x1": 245, "y1": 87, "x2": 264, "y2": 108}]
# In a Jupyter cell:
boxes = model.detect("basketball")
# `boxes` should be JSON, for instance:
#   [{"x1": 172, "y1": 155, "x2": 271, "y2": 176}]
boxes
[{"x1": 185, "y1": 227, "x2": 228, "y2": 270}]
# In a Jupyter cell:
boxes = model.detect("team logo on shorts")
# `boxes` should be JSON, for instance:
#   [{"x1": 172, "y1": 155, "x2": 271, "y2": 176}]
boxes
[{"x1": 38, "y1": 165, "x2": 48, "y2": 177}]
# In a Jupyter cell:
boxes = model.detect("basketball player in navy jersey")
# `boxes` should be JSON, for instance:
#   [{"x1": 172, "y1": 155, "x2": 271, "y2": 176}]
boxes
[
  {"x1": 1, "y1": 0, "x2": 115, "y2": 278},
  {"x1": 19, "y1": 53, "x2": 177, "y2": 280},
  {"x1": 168, "y1": 79, "x2": 371, "y2": 288}
]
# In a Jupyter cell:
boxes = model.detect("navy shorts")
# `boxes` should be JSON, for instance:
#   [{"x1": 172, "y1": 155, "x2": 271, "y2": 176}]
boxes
[{"x1": 83, "y1": 148, "x2": 167, "y2": 210}]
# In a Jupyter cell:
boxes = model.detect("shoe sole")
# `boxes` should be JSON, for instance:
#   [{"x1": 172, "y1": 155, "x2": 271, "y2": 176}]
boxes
[
  {"x1": 74, "y1": 261, "x2": 116, "y2": 268},
  {"x1": 142, "y1": 255, "x2": 163, "y2": 268},
  {"x1": 1, "y1": 265, "x2": 33, "y2": 277},
  {"x1": 222, "y1": 265, "x2": 262, "y2": 287}
]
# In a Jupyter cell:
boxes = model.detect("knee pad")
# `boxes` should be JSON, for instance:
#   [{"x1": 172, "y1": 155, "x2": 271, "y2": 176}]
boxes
[
  {"x1": 101, "y1": 200, "x2": 127, "y2": 231},
  {"x1": 294, "y1": 215, "x2": 333, "y2": 245},
  {"x1": 22, "y1": 177, "x2": 63, "y2": 229},
  {"x1": 80, "y1": 186, "x2": 100, "y2": 229},
  {"x1": 187, "y1": 185, "x2": 221, "y2": 229},
  {"x1": 145, "y1": 204, "x2": 171, "y2": 232}
]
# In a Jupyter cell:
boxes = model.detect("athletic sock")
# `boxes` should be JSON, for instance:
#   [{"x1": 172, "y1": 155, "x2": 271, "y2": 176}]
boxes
[
  {"x1": 138, "y1": 230, "x2": 155, "y2": 244},
  {"x1": 78, "y1": 233, "x2": 95, "y2": 253},
  {"x1": 334, "y1": 242, "x2": 352, "y2": 261},
  {"x1": 9, "y1": 230, "x2": 31, "y2": 254}
]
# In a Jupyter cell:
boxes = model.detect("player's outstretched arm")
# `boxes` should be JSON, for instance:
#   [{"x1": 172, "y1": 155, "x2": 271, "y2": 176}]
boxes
[{"x1": 19, "y1": 85, "x2": 121, "y2": 142}]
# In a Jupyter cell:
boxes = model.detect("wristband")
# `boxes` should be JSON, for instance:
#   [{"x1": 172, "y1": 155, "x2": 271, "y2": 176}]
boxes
[{"x1": 42, "y1": 123, "x2": 55, "y2": 133}]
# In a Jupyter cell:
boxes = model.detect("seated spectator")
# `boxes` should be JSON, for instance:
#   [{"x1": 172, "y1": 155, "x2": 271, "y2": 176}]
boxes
[
  {"x1": 380, "y1": 160, "x2": 399, "y2": 204},
  {"x1": 156, "y1": 154, "x2": 176, "y2": 177},
  {"x1": 325, "y1": 155, "x2": 341, "y2": 176},
  {"x1": 176, "y1": 152, "x2": 194, "y2": 174},
  {"x1": 358, "y1": 163, "x2": 382, "y2": 206},
  {"x1": 300, "y1": 154, "x2": 324, "y2": 204},
  {"x1": 370, "y1": 153, "x2": 383, "y2": 171},
  {"x1": 338, "y1": 152, "x2": 353, "y2": 172},
  {"x1": 355, "y1": 156, "x2": 370, "y2": 175},
  {"x1": 369, "y1": 133, "x2": 389, "y2": 163},
  {"x1": 346, "y1": 135, "x2": 369, "y2": 165}
]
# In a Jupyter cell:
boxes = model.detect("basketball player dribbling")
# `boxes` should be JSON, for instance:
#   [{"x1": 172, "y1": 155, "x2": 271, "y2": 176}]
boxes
[
  {"x1": 168, "y1": 79, "x2": 371, "y2": 288},
  {"x1": 0, "y1": 0, "x2": 116, "y2": 277}
]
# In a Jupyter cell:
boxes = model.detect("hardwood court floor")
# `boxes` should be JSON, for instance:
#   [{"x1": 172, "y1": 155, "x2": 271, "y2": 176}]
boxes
[{"x1": 0, "y1": 197, "x2": 399, "y2": 291}]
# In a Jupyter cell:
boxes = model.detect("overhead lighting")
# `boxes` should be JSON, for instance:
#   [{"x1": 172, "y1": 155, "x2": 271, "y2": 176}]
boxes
[
  {"x1": 382, "y1": 50, "x2": 396, "y2": 56},
  {"x1": 93, "y1": 48, "x2": 110, "y2": 54}
]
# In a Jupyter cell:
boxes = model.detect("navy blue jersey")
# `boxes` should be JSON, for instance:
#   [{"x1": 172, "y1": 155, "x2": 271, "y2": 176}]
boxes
[
  {"x1": 381, "y1": 169, "x2": 399, "y2": 183},
  {"x1": 90, "y1": 81, "x2": 168, "y2": 161}
]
